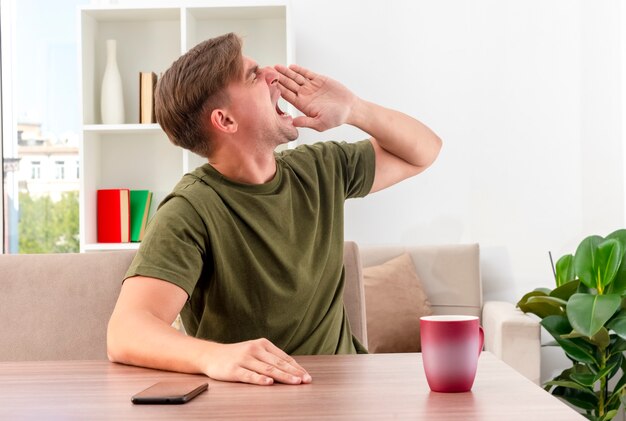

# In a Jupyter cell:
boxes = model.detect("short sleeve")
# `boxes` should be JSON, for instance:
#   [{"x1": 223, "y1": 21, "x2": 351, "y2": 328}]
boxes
[
  {"x1": 124, "y1": 195, "x2": 210, "y2": 297},
  {"x1": 333, "y1": 140, "x2": 376, "y2": 199}
]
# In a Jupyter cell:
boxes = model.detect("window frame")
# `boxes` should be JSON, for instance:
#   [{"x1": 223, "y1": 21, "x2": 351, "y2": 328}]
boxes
[
  {"x1": 0, "y1": 0, "x2": 16, "y2": 254},
  {"x1": 31, "y1": 160, "x2": 41, "y2": 179}
]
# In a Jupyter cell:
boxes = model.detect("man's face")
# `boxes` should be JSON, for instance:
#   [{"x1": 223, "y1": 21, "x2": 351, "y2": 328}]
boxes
[{"x1": 226, "y1": 56, "x2": 298, "y2": 146}]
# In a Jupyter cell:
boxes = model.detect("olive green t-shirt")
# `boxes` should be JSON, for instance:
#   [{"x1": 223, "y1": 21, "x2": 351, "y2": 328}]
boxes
[{"x1": 125, "y1": 140, "x2": 375, "y2": 355}]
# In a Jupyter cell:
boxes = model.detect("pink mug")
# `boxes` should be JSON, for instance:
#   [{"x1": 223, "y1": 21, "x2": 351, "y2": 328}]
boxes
[{"x1": 420, "y1": 315, "x2": 484, "y2": 393}]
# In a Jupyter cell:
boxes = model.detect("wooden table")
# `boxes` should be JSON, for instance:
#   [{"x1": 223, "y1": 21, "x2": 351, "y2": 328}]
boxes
[{"x1": 0, "y1": 352, "x2": 583, "y2": 420}]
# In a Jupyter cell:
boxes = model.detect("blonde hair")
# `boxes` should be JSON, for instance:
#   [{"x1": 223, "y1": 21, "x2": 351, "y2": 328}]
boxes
[{"x1": 155, "y1": 33, "x2": 243, "y2": 158}]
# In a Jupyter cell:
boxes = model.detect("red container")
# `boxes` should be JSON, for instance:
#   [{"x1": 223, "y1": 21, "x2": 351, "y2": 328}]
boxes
[{"x1": 420, "y1": 315, "x2": 484, "y2": 393}]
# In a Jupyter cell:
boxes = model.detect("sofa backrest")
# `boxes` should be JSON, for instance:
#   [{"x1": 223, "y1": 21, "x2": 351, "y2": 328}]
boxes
[
  {"x1": 358, "y1": 244, "x2": 482, "y2": 318},
  {"x1": 342, "y1": 242, "x2": 368, "y2": 346},
  {"x1": 0, "y1": 250, "x2": 136, "y2": 361},
  {"x1": 0, "y1": 243, "x2": 471, "y2": 361}
]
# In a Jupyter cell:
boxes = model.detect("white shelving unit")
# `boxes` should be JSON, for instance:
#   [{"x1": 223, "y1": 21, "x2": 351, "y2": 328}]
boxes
[{"x1": 78, "y1": 2, "x2": 293, "y2": 252}]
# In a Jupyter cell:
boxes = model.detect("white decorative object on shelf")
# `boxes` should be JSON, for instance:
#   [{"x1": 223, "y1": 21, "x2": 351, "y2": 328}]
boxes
[{"x1": 100, "y1": 39, "x2": 124, "y2": 124}]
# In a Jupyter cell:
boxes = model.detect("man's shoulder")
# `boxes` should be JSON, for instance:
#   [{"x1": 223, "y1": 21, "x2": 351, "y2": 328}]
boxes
[
  {"x1": 278, "y1": 140, "x2": 373, "y2": 168},
  {"x1": 278, "y1": 140, "x2": 355, "y2": 163},
  {"x1": 171, "y1": 166, "x2": 216, "y2": 194},
  {"x1": 280, "y1": 140, "x2": 341, "y2": 156},
  {"x1": 157, "y1": 167, "x2": 218, "y2": 211}
]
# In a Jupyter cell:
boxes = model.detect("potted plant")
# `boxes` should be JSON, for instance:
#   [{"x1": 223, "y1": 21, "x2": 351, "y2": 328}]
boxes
[{"x1": 518, "y1": 229, "x2": 626, "y2": 421}]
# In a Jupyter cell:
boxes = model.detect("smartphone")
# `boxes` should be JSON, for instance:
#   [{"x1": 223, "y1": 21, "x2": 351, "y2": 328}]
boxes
[{"x1": 131, "y1": 380, "x2": 208, "y2": 405}]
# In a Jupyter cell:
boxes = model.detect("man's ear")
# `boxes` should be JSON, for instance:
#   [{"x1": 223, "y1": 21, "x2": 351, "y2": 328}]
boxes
[{"x1": 210, "y1": 108, "x2": 238, "y2": 134}]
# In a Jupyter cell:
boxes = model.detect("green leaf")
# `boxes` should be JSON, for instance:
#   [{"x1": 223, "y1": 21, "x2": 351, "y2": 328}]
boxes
[
  {"x1": 589, "y1": 327, "x2": 611, "y2": 349},
  {"x1": 606, "y1": 371, "x2": 626, "y2": 407},
  {"x1": 607, "y1": 314, "x2": 626, "y2": 340},
  {"x1": 596, "y1": 239, "x2": 623, "y2": 290},
  {"x1": 561, "y1": 331, "x2": 585, "y2": 339},
  {"x1": 566, "y1": 293, "x2": 621, "y2": 337},
  {"x1": 570, "y1": 358, "x2": 617, "y2": 387},
  {"x1": 518, "y1": 290, "x2": 548, "y2": 306},
  {"x1": 595, "y1": 360, "x2": 618, "y2": 382},
  {"x1": 609, "y1": 335, "x2": 626, "y2": 356},
  {"x1": 518, "y1": 291, "x2": 564, "y2": 318},
  {"x1": 527, "y1": 296, "x2": 568, "y2": 307},
  {"x1": 600, "y1": 410, "x2": 618, "y2": 421},
  {"x1": 541, "y1": 315, "x2": 597, "y2": 364},
  {"x1": 551, "y1": 386, "x2": 598, "y2": 410},
  {"x1": 556, "y1": 254, "x2": 575, "y2": 287},
  {"x1": 606, "y1": 352, "x2": 623, "y2": 380},
  {"x1": 545, "y1": 379, "x2": 592, "y2": 391},
  {"x1": 564, "y1": 327, "x2": 611, "y2": 349},
  {"x1": 607, "y1": 393, "x2": 623, "y2": 413},
  {"x1": 568, "y1": 373, "x2": 596, "y2": 387},
  {"x1": 551, "y1": 279, "x2": 580, "y2": 301},
  {"x1": 577, "y1": 282, "x2": 593, "y2": 295},
  {"x1": 575, "y1": 235, "x2": 604, "y2": 289},
  {"x1": 606, "y1": 229, "x2": 626, "y2": 295}
]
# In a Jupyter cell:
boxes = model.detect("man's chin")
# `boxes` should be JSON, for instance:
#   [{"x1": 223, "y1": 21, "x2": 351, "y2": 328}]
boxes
[
  {"x1": 279, "y1": 126, "x2": 299, "y2": 143},
  {"x1": 287, "y1": 127, "x2": 299, "y2": 142}
]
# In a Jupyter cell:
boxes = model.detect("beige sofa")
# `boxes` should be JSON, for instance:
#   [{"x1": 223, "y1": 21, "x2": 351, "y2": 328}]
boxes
[
  {"x1": 0, "y1": 242, "x2": 540, "y2": 384},
  {"x1": 343, "y1": 242, "x2": 540, "y2": 384}
]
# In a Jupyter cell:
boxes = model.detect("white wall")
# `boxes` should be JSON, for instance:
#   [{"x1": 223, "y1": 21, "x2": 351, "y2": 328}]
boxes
[
  {"x1": 114, "y1": 0, "x2": 625, "y2": 384},
  {"x1": 289, "y1": 0, "x2": 625, "y2": 383}
]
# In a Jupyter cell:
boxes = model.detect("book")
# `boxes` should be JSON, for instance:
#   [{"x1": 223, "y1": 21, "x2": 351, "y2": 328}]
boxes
[
  {"x1": 139, "y1": 72, "x2": 157, "y2": 124},
  {"x1": 130, "y1": 190, "x2": 153, "y2": 242},
  {"x1": 97, "y1": 189, "x2": 130, "y2": 243}
]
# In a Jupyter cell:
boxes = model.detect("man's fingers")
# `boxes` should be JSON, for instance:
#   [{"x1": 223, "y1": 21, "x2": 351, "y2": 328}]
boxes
[
  {"x1": 275, "y1": 64, "x2": 309, "y2": 86},
  {"x1": 287, "y1": 64, "x2": 319, "y2": 81},
  {"x1": 277, "y1": 73, "x2": 300, "y2": 93},
  {"x1": 293, "y1": 116, "x2": 323, "y2": 132},
  {"x1": 245, "y1": 359, "x2": 307, "y2": 385},
  {"x1": 236, "y1": 367, "x2": 274, "y2": 386},
  {"x1": 277, "y1": 84, "x2": 299, "y2": 106},
  {"x1": 206, "y1": 340, "x2": 312, "y2": 386},
  {"x1": 260, "y1": 351, "x2": 311, "y2": 381},
  {"x1": 260, "y1": 340, "x2": 312, "y2": 382}
]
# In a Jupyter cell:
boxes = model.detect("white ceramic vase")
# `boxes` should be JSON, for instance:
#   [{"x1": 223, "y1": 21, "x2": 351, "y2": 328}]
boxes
[{"x1": 100, "y1": 39, "x2": 125, "y2": 124}]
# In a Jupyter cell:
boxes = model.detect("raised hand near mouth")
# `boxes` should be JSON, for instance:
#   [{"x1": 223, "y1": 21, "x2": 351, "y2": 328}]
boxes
[{"x1": 275, "y1": 64, "x2": 358, "y2": 132}]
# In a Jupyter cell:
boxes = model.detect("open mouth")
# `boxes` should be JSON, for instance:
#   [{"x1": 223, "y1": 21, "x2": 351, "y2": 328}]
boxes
[
  {"x1": 274, "y1": 97, "x2": 291, "y2": 120},
  {"x1": 275, "y1": 102, "x2": 285, "y2": 116}
]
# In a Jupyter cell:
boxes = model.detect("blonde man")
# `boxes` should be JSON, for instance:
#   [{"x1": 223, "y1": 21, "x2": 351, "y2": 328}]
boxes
[{"x1": 108, "y1": 33, "x2": 442, "y2": 386}]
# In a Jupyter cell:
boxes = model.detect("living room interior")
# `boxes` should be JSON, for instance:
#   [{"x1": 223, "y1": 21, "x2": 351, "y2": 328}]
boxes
[{"x1": 1, "y1": 0, "x2": 625, "y2": 419}]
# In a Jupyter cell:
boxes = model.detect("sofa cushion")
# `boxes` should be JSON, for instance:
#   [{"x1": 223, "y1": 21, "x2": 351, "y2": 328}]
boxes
[{"x1": 363, "y1": 253, "x2": 432, "y2": 353}]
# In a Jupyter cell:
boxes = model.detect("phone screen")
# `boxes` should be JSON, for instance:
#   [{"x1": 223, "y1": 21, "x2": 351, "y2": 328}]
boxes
[{"x1": 131, "y1": 380, "x2": 208, "y2": 405}]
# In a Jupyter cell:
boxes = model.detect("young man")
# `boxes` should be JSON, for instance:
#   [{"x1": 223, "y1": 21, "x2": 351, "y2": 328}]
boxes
[{"x1": 107, "y1": 33, "x2": 442, "y2": 386}]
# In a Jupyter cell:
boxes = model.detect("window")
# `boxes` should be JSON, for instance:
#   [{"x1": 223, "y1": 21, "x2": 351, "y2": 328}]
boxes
[
  {"x1": 31, "y1": 160, "x2": 40, "y2": 179},
  {"x1": 54, "y1": 160, "x2": 64, "y2": 180},
  {"x1": 1, "y1": 0, "x2": 88, "y2": 253}
]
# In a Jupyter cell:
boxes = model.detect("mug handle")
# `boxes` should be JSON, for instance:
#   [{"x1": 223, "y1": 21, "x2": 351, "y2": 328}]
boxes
[{"x1": 478, "y1": 326, "x2": 485, "y2": 355}]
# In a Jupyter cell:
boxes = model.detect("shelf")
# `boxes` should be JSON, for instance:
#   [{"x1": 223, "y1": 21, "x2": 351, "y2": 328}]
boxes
[
  {"x1": 79, "y1": 1, "x2": 291, "y2": 252},
  {"x1": 83, "y1": 242, "x2": 140, "y2": 252},
  {"x1": 83, "y1": 124, "x2": 162, "y2": 134},
  {"x1": 81, "y1": 6, "x2": 180, "y2": 23}
]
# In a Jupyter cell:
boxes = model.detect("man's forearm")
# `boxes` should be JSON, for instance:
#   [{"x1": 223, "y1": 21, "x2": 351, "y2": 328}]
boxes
[
  {"x1": 107, "y1": 311, "x2": 212, "y2": 375},
  {"x1": 347, "y1": 99, "x2": 442, "y2": 169},
  {"x1": 108, "y1": 309, "x2": 312, "y2": 385}
]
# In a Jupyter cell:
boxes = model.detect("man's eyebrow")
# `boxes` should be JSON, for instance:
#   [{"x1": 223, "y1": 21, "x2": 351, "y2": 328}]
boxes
[{"x1": 245, "y1": 64, "x2": 259, "y2": 80}]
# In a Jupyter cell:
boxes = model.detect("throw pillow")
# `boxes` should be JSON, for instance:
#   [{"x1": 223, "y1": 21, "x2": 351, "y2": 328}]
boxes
[{"x1": 363, "y1": 253, "x2": 433, "y2": 353}]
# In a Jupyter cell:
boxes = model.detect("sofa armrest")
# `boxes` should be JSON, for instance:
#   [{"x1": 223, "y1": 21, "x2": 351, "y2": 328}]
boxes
[{"x1": 482, "y1": 301, "x2": 541, "y2": 384}]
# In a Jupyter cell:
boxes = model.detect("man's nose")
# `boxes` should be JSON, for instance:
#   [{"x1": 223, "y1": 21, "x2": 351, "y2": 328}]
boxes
[{"x1": 261, "y1": 66, "x2": 279, "y2": 85}]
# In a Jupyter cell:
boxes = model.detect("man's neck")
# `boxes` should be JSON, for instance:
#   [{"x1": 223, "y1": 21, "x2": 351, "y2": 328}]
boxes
[{"x1": 208, "y1": 146, "x2": 277, "y2": 185}]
